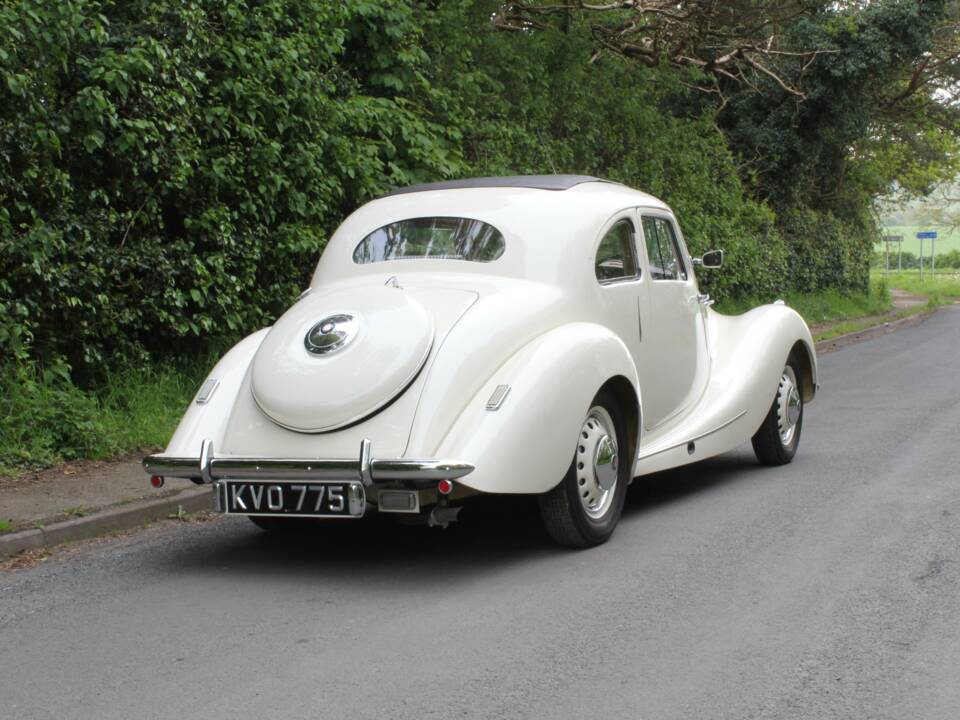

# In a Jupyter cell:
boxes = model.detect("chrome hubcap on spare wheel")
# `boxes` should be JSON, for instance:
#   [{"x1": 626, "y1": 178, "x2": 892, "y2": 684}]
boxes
[
  {"x1": 576, "y1": 406, "x2": 619, "y2": 519},
  {"x1": 777, "y1": 366, "x2": 802, "y2": 446}
]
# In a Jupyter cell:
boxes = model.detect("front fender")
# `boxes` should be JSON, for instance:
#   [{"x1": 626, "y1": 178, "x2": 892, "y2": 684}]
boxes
[
  {"x1": 633, "y1": 304, "x2": 816, "y2": 477},
  {"x1": 433, "y1": 323, "x2": 640, "y2": 495}
]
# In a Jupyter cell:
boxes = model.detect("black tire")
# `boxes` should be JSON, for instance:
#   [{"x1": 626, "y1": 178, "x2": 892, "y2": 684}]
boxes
[
  {"x1": 539, "y1": 389, "x2": 630, "y2": 548},
  {"x1": 751, "y1": 359, "x2": 804, "y2": 466}
]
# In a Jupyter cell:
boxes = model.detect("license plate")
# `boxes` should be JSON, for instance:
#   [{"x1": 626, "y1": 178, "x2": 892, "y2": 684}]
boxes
[{"x1": 219, "y1": 481, "x2": 365, "y2": 518}]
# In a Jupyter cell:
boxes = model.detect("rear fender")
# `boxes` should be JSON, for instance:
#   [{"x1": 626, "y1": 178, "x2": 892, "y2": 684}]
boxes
[
  {"x1": 163, "y1": 329, "x2": 269, "y2": 457},
  {"x1": 432, "y1": 323, "x2": 640, "y2": 495}
]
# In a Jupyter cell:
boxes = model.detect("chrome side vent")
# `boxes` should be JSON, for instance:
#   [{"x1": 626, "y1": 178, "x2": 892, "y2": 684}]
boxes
[
  {"x1": 486, "y1": 384, "x2": 511, "y2": 411},
  {"x1": 196, "y1": 378, "x2": 220, "y2": 405}
]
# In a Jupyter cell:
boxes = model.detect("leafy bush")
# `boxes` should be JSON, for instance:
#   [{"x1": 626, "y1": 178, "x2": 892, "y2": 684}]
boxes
[
  {"x1": 0, "y1": 361, "x2": 105, "y2": 470},
  {"x1": 0, "y1": 358, "x2": 205, "y2": 473},
  {"x1": 0, "y1": 0, "x2": 462, "y2": 375}
]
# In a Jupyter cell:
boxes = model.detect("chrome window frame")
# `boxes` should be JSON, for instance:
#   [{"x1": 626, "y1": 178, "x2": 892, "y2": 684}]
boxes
[
  {"x1": 351, "y1": 216, "x2": 507, "y2": 265},
  {"x1": 640, "y1": 214, "x2": 688, "y2": 282},
  {"x1": 594, "y1": 217, "x2": 642, "y2": 286}
]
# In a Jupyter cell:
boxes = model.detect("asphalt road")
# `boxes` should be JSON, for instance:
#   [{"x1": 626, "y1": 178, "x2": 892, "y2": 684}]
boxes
[{"x1": 3, "y1": 307, "x2": 960, "y2": 720}]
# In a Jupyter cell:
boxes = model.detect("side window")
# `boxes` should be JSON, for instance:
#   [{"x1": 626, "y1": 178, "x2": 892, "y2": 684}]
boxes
[
  {"x1": 641, "y1": 216, "x2": 687, "y2": 281},
  {"x1": 595, "y1": 219, "x2": 640, "y2": 283}
]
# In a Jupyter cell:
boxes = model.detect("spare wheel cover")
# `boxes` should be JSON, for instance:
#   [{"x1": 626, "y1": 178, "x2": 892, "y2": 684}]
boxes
[{"x1": 250, "y1": 286, "x2": 433, "y2": 432}]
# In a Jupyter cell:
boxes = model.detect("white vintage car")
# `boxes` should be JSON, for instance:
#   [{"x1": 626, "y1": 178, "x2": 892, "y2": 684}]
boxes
[{"x1": 144, "y1": 175, "x2": 816, "y2": 547}]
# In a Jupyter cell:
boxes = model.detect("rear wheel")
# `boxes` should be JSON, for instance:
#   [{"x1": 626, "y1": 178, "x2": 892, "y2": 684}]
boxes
[
  {"x1": 539, "y1": 390, "x2": 629, "y2": 548},
  {"x1": 751, "y1": 360, "x2": 804, "y2": 465}
]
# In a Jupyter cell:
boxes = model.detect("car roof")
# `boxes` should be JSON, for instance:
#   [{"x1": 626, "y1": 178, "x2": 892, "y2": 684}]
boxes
[
  {"x1": 373, "y1": 175, "x2": 668, "y2": 215},
  {"x1": 381, "y1": 175, "x2": 615, "y2": 196},
  {"x1": 313, "y1": 176, "x2": 673, "y2": 286}
]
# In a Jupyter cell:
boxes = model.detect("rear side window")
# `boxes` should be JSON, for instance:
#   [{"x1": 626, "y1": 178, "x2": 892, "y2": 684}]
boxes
[
  {"x1": 353, "y1": 217, "x2": 505, "y2": 263},
  {"x1": 595, "y1": 219, "x2": 640, "y2": 283},
  {"x1": 641, "y1": 216, "x2": 687, "y2": 280}
]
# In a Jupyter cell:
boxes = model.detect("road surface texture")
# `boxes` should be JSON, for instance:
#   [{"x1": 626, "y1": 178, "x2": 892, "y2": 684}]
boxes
[{"x1": 2, "y1": 306, "x2": 959, "y2": 720}]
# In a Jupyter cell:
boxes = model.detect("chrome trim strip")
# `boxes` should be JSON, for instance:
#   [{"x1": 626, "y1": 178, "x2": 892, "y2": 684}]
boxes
[
  {"x1": 142, "y1": 456, "x2": 203, "y2": 479},
  {"x1": 199, "y1": 439, "x2": 214, "y2": 484},
  {"x1": 688, "y1": 410, "x2": 748, "y2": 443},
  {"x1": 636, "y1": 410, "x2": 748, "y2": 461},
  {"x1": 210, "y1": 458, "x2": 362, "y2": 481},
  {"x1": 359, "y1": 438, "x2": 373, "y2": 487},
  {"x1": 369, "y1": 459, "x2": 475, "y2": 480},
  {"x1": 142, "y1": 438, "x2": 475, "y2": 485}
]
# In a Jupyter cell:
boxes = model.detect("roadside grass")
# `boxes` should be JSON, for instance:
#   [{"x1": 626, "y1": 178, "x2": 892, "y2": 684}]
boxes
[
  {"x1": 872, "y1": 269, "x2": 960, "y2": 298},
  {"x1": 0, "y1": 519, "x2": 12, "y2": 533},
  {"x1": 813, "y1": 302, "x2": 937, "y2": 342},
  {"x1": 717, "y1": 280, "x2": 893, "y2": 327},
  {"x1": 0, "y1": 359, "x2": 207, "y2": 476},
  {"x1": 96, "y1": 363, "x2": 206, "y2": 457}
]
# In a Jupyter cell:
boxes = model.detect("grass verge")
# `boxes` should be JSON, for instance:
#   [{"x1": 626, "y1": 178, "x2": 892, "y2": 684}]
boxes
[
  {"x1": 871, "y1": 269, "x2": 960, "y2": 298},
  {"x1": 813, "y1": 303, "x2": 936, "y2": 342},
  {"x1": 0, "y1": 359, "x2": 207, "y2": 475},
  {"x1": 717, "y1": 280, "x2": 893, "y2": 327}
]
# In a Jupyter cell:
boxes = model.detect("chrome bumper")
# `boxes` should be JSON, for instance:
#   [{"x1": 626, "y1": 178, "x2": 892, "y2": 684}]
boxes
[{"x1": 142, "y1": 439, "x2": 475, "y2": 489}]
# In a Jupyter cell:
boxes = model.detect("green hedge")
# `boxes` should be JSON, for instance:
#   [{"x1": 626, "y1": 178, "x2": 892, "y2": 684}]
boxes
[{"x1": 0, "y1": 0, "x2": 462, "y2": 375}]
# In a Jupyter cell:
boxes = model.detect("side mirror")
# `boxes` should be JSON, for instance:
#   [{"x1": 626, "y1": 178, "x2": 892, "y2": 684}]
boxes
[{"x1": 693, "y1": 249, "x2": 723, "y2": 269}]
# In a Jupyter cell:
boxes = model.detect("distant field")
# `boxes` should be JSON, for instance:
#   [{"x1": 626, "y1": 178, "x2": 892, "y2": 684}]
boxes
[{"x1": 878, "y1": 225, "x2": 960, "y2": 255}]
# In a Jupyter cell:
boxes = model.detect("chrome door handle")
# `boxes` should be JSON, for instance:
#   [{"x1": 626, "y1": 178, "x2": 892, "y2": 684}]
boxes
[{"x1": 697, "y1": 293, "x2": 715, "y2": 307}]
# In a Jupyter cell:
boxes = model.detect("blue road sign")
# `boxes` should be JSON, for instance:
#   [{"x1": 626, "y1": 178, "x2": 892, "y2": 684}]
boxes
[{"x1": 917, "y1": 231, "x2": 938, "y2": 239}]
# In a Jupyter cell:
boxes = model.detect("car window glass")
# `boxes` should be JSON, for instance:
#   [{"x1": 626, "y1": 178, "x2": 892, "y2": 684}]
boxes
[
  {"x1": 641, "y1": 216, "x2": 686, "y2": 281},
  {"x1": 353, "y1": 217, "x2": 505, "y2": 263},
  {"x1": 595, "y1": 219, "x2": 639, "y2": 283}
]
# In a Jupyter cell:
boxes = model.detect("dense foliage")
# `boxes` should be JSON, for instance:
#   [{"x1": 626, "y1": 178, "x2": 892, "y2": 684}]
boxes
[
  {"x1": 0, "y1": 0, "x2": 956, "y2": 385},
  {"x1": 0, "y1": 0, "x2": 467, "y2": 375}
]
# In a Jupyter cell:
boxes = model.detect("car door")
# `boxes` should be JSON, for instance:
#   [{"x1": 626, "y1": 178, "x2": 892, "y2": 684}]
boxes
[
  {"x1": 634, "y1": 211, "x2": 709, "y2": 430},
  {"x1": 593, "y1": 212, "x2": 644, "y2": 387}
]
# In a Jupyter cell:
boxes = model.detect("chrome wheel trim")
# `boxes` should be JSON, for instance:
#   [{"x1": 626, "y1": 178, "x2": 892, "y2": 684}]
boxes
[
  {"x1": 575, "y1": 406, "x2": 619, "y2": 520},
  {"x1": 777, "y1": 366, "x2": 802, "y2": 447}
]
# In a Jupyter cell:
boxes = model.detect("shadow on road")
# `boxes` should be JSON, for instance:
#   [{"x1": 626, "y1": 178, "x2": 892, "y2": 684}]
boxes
[
  {"x1": 166, "y1": 449, "x2": 762, "y2": 582},
  {"x1": 623, "y1": 448, "x2": 762, "y2": 518}
]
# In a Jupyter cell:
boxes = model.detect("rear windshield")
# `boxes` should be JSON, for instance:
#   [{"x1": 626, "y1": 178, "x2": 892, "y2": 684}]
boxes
[{"x1": 352, "y1": 217, "x2": 505, "y2": 264}]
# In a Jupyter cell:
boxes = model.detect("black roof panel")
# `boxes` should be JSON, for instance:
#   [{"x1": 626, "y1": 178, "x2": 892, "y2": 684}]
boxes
[{"x1": 382, "y1": 175, "x2": 614, "y2": 197}]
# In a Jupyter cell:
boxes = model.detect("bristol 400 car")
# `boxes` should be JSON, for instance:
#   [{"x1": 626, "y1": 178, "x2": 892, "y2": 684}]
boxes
[{"x1": 144, "y1": 175, "x2": 816, "y2": 547}]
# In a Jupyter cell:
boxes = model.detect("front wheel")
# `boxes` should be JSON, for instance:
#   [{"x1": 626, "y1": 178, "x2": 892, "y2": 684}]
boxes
[
  {"x1": 539, "y1": 390, "x2": 630, "y2": 548},
  {"x1": 752, "y1": 360, "x2": 804, "y2": 465}
]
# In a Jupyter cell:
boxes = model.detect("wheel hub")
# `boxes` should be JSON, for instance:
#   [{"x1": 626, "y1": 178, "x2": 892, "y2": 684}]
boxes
[
  {"x1": 777, "y1": 367, "x2": 801, "y2": 446},
  {"x1": 576, "y1": 407, "x2": 619, "y2": 519}
]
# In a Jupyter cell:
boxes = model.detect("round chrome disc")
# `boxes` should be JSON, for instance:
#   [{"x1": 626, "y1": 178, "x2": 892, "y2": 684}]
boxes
[
  {"x1": 777, "y1": 366, "x2": 802, "y2": 446},
  {"x1": 575, "y1": 406, "x2": 619, "y2": 519}
]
